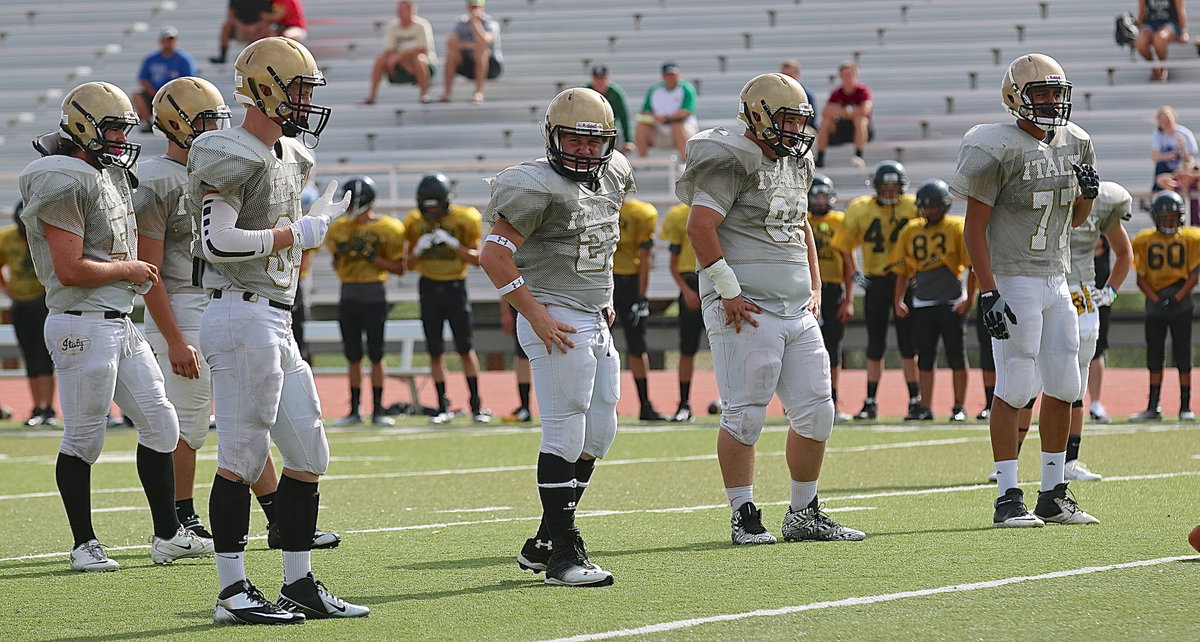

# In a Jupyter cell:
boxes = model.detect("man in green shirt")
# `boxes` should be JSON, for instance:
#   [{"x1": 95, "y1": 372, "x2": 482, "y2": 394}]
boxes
[{"x1": 584, "y1": 64, "x2": 634, "y2": 154}]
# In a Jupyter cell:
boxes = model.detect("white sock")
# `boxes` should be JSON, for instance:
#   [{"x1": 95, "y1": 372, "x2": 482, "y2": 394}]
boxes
[
  {"x1": 283, "y1": 550, "x2": 312, "y2": 585},
  {"x1": 995, "y1": 459, "x2": 1019, "y2": 496},
  {"x1": 789, "y1": 479, "x2": 818, "y2": 511},
  {"x1": 726, "y1": 485, "x2": 753, "y2": 513},
  {"x1": 1041, "y1": 451, "x2": 1066, "y2": 491},
  {"x1": 215, "y1": 552, "x2": 247, "y2": 591}
]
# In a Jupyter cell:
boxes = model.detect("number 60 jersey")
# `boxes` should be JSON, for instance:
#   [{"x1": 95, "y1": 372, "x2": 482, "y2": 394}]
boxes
[
  {"x1": 675, "y1": 127, "x2": 815, "y2": 320},
  {"x1": 950, "y1": 120, "x2": 1096, "y2": 277}
]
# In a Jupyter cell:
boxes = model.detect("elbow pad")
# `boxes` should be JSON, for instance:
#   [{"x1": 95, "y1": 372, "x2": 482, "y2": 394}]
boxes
[{"x1": 200, "y1": 192, "x2": 274, "y2": 263}]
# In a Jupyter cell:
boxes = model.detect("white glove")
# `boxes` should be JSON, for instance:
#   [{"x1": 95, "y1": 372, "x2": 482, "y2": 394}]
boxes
[
  {"x1": 290, "y1": 213, "x2": 330, "y2": 250},
  {"x1": 413, "y1": 233, "x2": 436, "y2": 255},
  {"x1": 432, "y1": 228, "x2": 460, "y2": 249},
  {"x1": 1090, "y1": 284, "x2": 1117, "y2": 307},
  {"x1": 307, "y1": 180, "x2": 352, "y2": 219}
]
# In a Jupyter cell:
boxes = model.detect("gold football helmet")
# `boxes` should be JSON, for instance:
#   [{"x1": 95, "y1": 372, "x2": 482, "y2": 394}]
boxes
[
  {"x1": 738, "y1": 73, "x2": 814, "y2": 159},
  {"x1": 153, "y1": 77, "x2": 232, "y2": 149},
  {"x1": 544, "y1": 87, "x2": 617, "y2": 182},
  {"x1": 233, "y1": 37, "x2": 330, "y2": 141},
  {"x1": 1002, "y1": 53, "x2": 1072, "y2": 128},
  {"x1": 58, "y1": 81, "x2": 140, "y2": 169}
]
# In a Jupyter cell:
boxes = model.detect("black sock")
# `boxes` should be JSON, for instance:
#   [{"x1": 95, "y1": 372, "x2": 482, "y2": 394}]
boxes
[
  {"x1": 855, "y1": 148, "x2": 864, "y2": 159},
  {"x1": 984, "y1": 386, "x2": 995, "y2": 409},
  {"x1": 257, "y1": 491, "x2": 277, "y2": 524},
  {"x1": 679, "y1": 380, "x2": 692, "y2": 407},
  {"x1": 275, "y1": 475, "x2": 319, "y2": 552},
  {"x1": 348, "y1": 386, "x2": 361, "y2": 415},
  {"x1": 866, "y1": 381, "x2": 879, "y2": 400},
  {"x1": 536, "y1": 452, "x2": 576, "y2": 540},
  {"x1": 1149, "y1": 384, "x2": 1162, "y2": 408},
  {"x1": 907, "y1": 381, "x2": 920, "y2": 401},
  {"x1": 435, "y1": 381, "x2": 448, "y2": 411},
  {"x1": 1181, "y1": 385, "x2": 1191, "y2": 411},
  {"x1": 137, "y1": 444, "x2": 180, "y2": 539},
  {"x1": 518, "y1": 382, "x2": 531, "y2": 409},
  {"x1": 574, "y1": 458, "x2": 596, "y2": 506},
  {"x1": 209, "y1": 475, "x2": 251, "y2": 553},
  {"x1": 176, "y1": 498, "x2": 196, "y2": 521},
  {"x1": 1066, "y1": 435, "x2": 1082, "y2": 462},
  {"x1": 467, "y1": 376, "x2": 480, "y2": 411},
  {"x1": 635, "y1": 377, "x2": 651, "y2": 407},
  {"x1": 373, "y1": 386, "x2": 384, "y2": 415},
  {"x1": 56, "y1": 453, "x2": 95, "y2": 547}
]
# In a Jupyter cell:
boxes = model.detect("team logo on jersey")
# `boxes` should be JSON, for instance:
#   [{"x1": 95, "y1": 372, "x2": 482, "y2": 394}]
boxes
[{"x1": 59, "y1": 334, "x2": 91, "y2": 355}]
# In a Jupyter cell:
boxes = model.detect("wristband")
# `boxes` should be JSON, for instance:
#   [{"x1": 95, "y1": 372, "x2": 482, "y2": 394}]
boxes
[
  {"x1": 485, "y1": 234, "x2": 517, "y2": 253},
  {"x1": 702, "y1": 258, "x2": 742, "y2": 299},
  {"x1": 497, "y1": 275, "x2": 525, "y2": 296}
]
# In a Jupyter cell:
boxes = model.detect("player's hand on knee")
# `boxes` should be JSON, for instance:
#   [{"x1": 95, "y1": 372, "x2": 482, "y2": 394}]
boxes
[
  {"x1": 1072, "y1": 163, "x2": 1100, "y2": 200},
  {"x1": 979, "y1": 289, "x2": 1017, "y2": 340},
  {"x1": 168, "y1": 340, "x2": 201, "y2": 379},
  {"x1": 308, "y1": 180, "x2": 353, "y2": 219},
  {"x1": 721, "y1": 296, "x2": 761, "y2": 333}
]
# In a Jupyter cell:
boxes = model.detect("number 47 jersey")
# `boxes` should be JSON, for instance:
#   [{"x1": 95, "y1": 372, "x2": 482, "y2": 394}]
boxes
[{"x1": 950, "y1": 121, "x2": 1096, "y2": 277}]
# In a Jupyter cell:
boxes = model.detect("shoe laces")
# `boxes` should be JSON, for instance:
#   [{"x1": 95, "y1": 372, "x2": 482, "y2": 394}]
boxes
[
  {"x1": 736, "y1": 505, "x2": 769, "y2": 534},
  {"x1": 312, "y1": 577, "x2": 348, "y2": 609},
  {"x1": 81, "y1": 541, "x2": 108, "y2": 562},
  {"x1": 242, "y1": 583, "x2": 278, "y2": 610}
]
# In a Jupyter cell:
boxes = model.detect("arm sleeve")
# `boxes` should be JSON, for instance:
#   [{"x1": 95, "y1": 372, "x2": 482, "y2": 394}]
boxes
[{"x1": 199, "y1": 192, "x2": 275, "y2": 263}]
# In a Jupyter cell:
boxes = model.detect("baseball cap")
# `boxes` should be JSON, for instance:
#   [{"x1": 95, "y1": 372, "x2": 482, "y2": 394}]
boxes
[
  {"x1": 159, "y1": 25, "x2": 178, "y2": 39},
  {"x1": 590, "y1": 64, "x2": 609, "y2": 77},
  {"x1": 661, "y1": 62, "x2": 681, "y2": 75},
  {"x1": 467, "y1": 0, "x2": 485, "y2": 6}
]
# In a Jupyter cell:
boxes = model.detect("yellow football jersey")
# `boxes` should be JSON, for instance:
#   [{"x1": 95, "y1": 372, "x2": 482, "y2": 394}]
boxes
[
  {"x1": 889, "y1": 215, "x2": 971, "y2": 278},
  {"x1": 0, "y1": 224, "x2": 45, "y2": 302},
  {"x1": 809, "y1": 210, "x2": 847, "y2": 284},
  {"x1": 614, "y1": 198, "x2": 658, "y2": 276},
  {"x1": 1132, "y1": 227, "x2": 1200, "y2": 292},
  {"x1": 325, "y1": 214, "x2": 407, "y2": 283},
  {"x1": 402, "y1": 204, "x2": 482, "y2": 281},
  {"x1": 660, "y1": 203, "x2": 696, "y2": 274},
  {"x1": 832, "y1": 193, "x2": 918, "y2": 276}
]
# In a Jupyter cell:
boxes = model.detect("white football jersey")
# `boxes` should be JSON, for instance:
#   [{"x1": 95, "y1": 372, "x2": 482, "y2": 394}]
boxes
[
  {"x1": 950, "y1": 121, "x2": 1096, "y2": 277},
  {"x1": 676, "y1": 127, "x2": 815, "y2": 319},
  {"x1": 1067, "y1": 181, "x2": 1130, "y2": 286},
  {"x1": 484, "y1": 153, "x2": 635, "y2": 313},
  {"x1": 18, "y1": 155, "x2": 138, "y2": 313},
  {"x1": 135, "y1": 156, "x2": 202, "y2": 296}
]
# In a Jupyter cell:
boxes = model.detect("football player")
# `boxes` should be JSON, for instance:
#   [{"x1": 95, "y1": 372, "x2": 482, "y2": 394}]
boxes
[
  {"x1": 807, "y1": 174, "x2": 854, "y2": 421},
  {"x1": 187, "y1": 38, "x2": 367, "y2": 624},
  {"x1": 19, "y1": 81, "x2": 212, "y2": 572},
  {"x1": 1130, "y1": 190, "x2": 1200, "y2": 421},
  {"x1": 832, "y1": 160, "x2": 921, "y2": 420},
  {"x1": 890, "y1": 180, "x2": 974, "y2": 422},
  {"x1": 403, "y1": 171, "x2": 489, "y2": 424},
  {"x1": 325, "y1": 176, "x2": 407, "y2": 426},
  {"x1": 660, "y1": 201, "x2": 704, "y2": 422},
  {"x1": 952, "y1": 53, "x2": 1100, "y2": 528},
  {"x1": 679, "y1": 73, "x2": 864, "y2": 546},
  {"x1": 615, "y1": 195, "x2": 666, "y2": 420},
  {"x1": 0, "y1": 202, "x2": 56, "y2": 426},
  {"x1": 480, "y1": 87, "x2": 631, "y2": 587}
]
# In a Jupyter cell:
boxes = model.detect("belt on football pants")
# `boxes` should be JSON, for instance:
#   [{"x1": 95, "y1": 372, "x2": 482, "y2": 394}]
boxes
[
  {"x1": 64, "y1": 310, "x2": 129, "y2": 319},
  {"x1": 210, "y1": 289, "x2": 290, "y2": 311}
]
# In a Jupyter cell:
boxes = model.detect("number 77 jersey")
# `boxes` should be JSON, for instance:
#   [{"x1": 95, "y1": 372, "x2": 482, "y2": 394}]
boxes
[{"x1": 950, "y1": 120, "x2": 1096, "y2": 277}]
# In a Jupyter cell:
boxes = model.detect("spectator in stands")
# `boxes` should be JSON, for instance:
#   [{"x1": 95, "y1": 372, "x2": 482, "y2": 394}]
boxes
[
  {"x1": 439, "y1": 0, "x2": 502, "y2": 104},
  {"x1": 1136, "y1": 0, "x2": 1189, "y2": 81},
  {"x1": 326, "y1": 177, "x2": 407, "y2": 426},
  {"x1": 403, "y1": 172, "x2": 490, "y2": 424},
  {"x1": 500, "y1": 302, "x2": 533, "y2": 422},
  {"x1": 269, "y1": 0, "x2": 308, "y2": 41},
  {"x1": 132, "y1": 27, "x2": 197, "y2": 133},
  {"x1": 1152, "y1": 106, "x2": 1200, "y2": 208},
  {"x1": 779, "y1": 59, "x2": 819, "y2": 130},
  {"x1": 210, "y1": 0, "x2": 271, "y2": 64},
  {"x1": 0, "y1": 202, "x2": 55, "y2": 426},
  {"x1": 814, "y1": 61, "x2": 873, "y2": 170},
  {"x1": 660, "y1": 202, "x2": 703, "y2": 422},
  {"x1": 634, "y1": 62, "x2": 699, "y2": 162},
  {"x1": 362, "y1": 1, "x2": 437, "y2": 105},
  {"x1": 584, "y1": 64, "x2": 634, "y2": 154},
  {"x1": 615, "y1": 196, "x2": 667, "y2": 421}
]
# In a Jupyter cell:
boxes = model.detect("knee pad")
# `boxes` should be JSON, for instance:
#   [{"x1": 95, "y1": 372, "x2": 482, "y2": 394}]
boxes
[
  {"x1": 789, "y1": 397, "x2": 835, "y2": 442},
  {"x1": 721, "y1": 404, "x2": 768, "y2": 446},
  {"x1": 134, "y1": 404, "x2": 181, "y2": 455}
]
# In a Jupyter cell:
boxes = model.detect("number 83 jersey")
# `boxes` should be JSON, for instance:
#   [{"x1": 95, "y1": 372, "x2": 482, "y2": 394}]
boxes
[{"x1": 950, "y1": 121, "x2": 1096, "y2": 277}]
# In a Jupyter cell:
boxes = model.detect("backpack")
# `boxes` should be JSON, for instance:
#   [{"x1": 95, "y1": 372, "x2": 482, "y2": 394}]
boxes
[{"x1": 1115, "y1": 12, "x2": 1138, "y2": 48}]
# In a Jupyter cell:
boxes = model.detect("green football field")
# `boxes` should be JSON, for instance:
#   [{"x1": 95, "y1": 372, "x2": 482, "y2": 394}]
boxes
[{"x1": 1, "y1": 417, "x2": 1197, "y2": 640}]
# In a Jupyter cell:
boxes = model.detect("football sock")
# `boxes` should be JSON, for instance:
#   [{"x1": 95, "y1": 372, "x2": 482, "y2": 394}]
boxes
[
  {"x1": 984, "y1": 386, "x2": 995, "y2": 409},
  {"x1": 215, "y1": 552, "x2": 247, "y2": 591},
  {"x1": 275, "y1": 475, "x2": 319, "y2": 552},
  {"x1": 1181, "y1": 385, "x2": 1191, "y2": 412},
  {"x1": 536, "y1": 452, "x2": 577, "y2": 538},
  {"x1": 866, "y1": 381, "x2": 879, "y2": 400},
  {"x1": 56, "y1": 453, "x2": 96, "y2": 547},
  {"x1": 679, "y1": 380, "x2": 692, "y2": 406},
  {"x1": 994, "y1": 459, "x2": 1018, "y2": 496},
  {"x1": 517, "y1": 382, "x2": 531, "y2": 409},
  {"x1": 635, "y1": 377, "x2": 651, "y2": 407},
  {"x1": 726, "y1": 485, "x2": 753, "y2": 512},
  {"x1": 372, "y1": 386, "x2": 384, "y2": 415},
  {"x1": 1149, "y1": 384, "x2": 1161, "y2": 409},
  {"x1": 176, "y1": 497, "x2": 196, "y2": 521},
  {"x1": 1066, "y1": 435, "x2": 1082, "y2": 462},
  {"x1": 574, "y1": 457, "x2": 596, "y2": 506},
  {"x1": 907, "y1": 382, "x2": 920, "y2": 401},
  {"x1": 348, "y1": 386, "x2": 361, "y2": 415},
  {"x1": 210, "y1": 474, "x2": 251, "y2": 554},
  {"x1": 1041, "y1": 451, "x2": 1066, "y2": 491},
  {"x1": 789, "y1": 479, "x2": 818, "y2": 512},
  {"x1": 467, "y1": 376, "x2": 480, "y2": 412},
  {"x1": 137, "y1": 444, "x2": 180, "y2": 539},
  {"x1": 256, "y1": 491, "x2": 277, "y2": 523},
  {"x1": 283, "y1": 551, "x2": 312, "y2": 586},
  {"x1": 435, "y1": 381, "x2": 448, "y2": 411}
]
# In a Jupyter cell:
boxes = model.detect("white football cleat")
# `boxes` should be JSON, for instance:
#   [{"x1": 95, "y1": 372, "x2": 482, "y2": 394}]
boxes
[
  {"x1": 70, "y1": 539, "x2": 119, "y2": 572},
  {"x1": 1064, "y1": 459, "x2": 1102, "y2": 481},
  {"x1": 150, "y1": 526, "x2": 214, "y2": 564}
]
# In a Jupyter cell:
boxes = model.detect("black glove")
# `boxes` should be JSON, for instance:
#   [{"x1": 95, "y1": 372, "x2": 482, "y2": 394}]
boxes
[
  {"x1": 1073, "y1": 163, "x2": 1100, "y2": 200},
  {"x1": 630, "y1": 296, "x2": 650, "y2": 327},
  {"x1": 979, "y1": 289, "x2": 1018, "y2": 340}
]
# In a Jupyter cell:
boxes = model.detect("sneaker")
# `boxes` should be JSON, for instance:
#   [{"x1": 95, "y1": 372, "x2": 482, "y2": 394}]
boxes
[
  {"x1": 1129, "y1": 407, "x2": 1163, "y2": 422},
  {"x1": 267, "y1": 524, "x2": 342, "y2": 550},
  {"x1": 781, "y1": 497, "x2": 866, "y2": 542},
  {"x1": 371, "y1": 413, "x2": 395, "y2": 426},
  {"x1": 472, "y1": 410, "x2": 493, "y2": 424},
  {"x1": 1064, "y1": 460, "x2": 1102, "y2": 481},
  {"x1": 976, "y1": 408, "x2": 991, "y2": 421},
  {"x1": 181, "y1": 513, "x2": 214, "y2": 539},
  {"x1": 41, "y1": 407, "x2": 59, "y2": 427},
  {"x1": 214, "y1": 580, "x2": 304, "y2": 625},
  {"x1": 834, "y1": 410, "x2": 853, "y2": 422},
  {"x1": 278, "y1": 573, "x2": 369, "y2": 619},
  {"x1": 730, "y1": 502, "x2": 777, "y2": 545},
  {"x1": 24, "y1": 410, "x2": 43, "y2": 426},
  {"x1": 1034, "y1": 482, "x2": 1099, "y2": 525},
  {"x1": 70, "y1": 539, "x2": 119, "y2": 572},
  {"x1": 849, "y1": 155, "x2": 867, "y2": 169},
  {"x1": 1088, "y1": 401, "x2": 1111, "y2": 423},
  {"x1": 1181, "y1": 410, "x2": 1197, "y2": 421},
  {"x1": 544, "y1": 529, "x2": 613, "y2": 587},
  {"x1": 150, "y1": 526, "x2": 215, "y2": 564},
  {"x1": 904, "y1": 402, "x2": 933, "y2": 421},
  {"x1": 992, "y1": 488, "x2": 1045, "y2": 528},
  {"x1": 517, "y1": 535, "x2": 553, "y2": 573},
  {"x1": 209, "y1": 54, "x2": 228, "y2": 65},
  {"x1": 672, "y1": 405, "x2": 693, "y2": 422},
  {"x1": 853, "y1": 400, "x2": 877, "y2": 420},
  {"x1": 333, "y1": 413, "x2": 362, "y2": 427},
  {"x1": 502, "y1": 407, "x2": 532, "y2": 423},
  {"x1": 638, "y1": 406, "x2": 667, "y2": 421},
  {"x1": 950, "y1": 405, "x2": 967, "y2": 422},
  {"x1": 429, "y1": 411, "x2": 454, "y2": 425}
]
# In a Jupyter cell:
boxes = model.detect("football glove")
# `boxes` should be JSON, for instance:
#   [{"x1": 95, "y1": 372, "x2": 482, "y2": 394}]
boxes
[
  {"x1": 1072, "y1": 163, "x2": 1100, "y2": 200},
  {"x1": 979, "y1": 289, "x2": 1018, "y2": 340},
  {"x1": 413, "y1": 233, "x2": 436, "y2": 255},
  {"x1": 290, "y1": 213, "x2": 331, "y2": 250},
  {"x1": 630, "y1": 296, "x2": 650, "y2": 327},
  {"x1": 432, "y1": 228, "x2": 460, "y2": 249},
  {"x1": 308, "y1": 180, "x2": 352, "y2": 219},
  {"x1": 1090, "y1": 284, "x2": 1117, "y2": 308}
]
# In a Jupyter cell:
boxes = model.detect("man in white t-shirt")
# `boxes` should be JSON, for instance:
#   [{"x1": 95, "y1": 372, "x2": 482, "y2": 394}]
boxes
[
  {"x1": 635, "y1": 62, "x2": 699, "y2": 162},
  {"x1": 363, "y1": 1, "x2": 437, "y2": 104}
]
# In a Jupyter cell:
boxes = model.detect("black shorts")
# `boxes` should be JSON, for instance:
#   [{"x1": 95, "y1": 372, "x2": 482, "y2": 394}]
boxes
[
  {"x1": 911, "y1": 304, "x2": 967, "y2": 371},
  {"x1": 975, "y1": 309, "x2": 995, "y2": 372},
  {"x1": 338, "y1": 300, "x2": 391, "y2": 363},
  {"x1": 677, "y1": 272, "x2": 704, "y2": 356},
  {"x1": 11, "y1": 296, "x2": 52, "y2": 377},
  {"x1": 613, "y1": 274, "x2": 647, "y2": 356},
  {"x1": 863, "y1": 274, "x2": 915, "y2": 360},
  {"x1": 456, "y1": 52, "x2": 502, "y2": 80},
  {"x1": 819, "y1": 282, "x2": 845, "y2": 367},
  {"x1": 1094, "y1": 304, "x2": 1111, "y2": 359},
  {"x1": 419, "y1": 277, "x2": 473, "y2": 356},
  {"x1": 388, "y1": 61, "x2": 437, "y2": 85}
]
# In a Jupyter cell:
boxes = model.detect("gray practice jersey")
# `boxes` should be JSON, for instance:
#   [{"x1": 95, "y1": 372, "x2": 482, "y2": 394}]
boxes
[
  {"x1": 186, "y1": 128, "x2": 313, "y2": 306},
  {"x1": 135, "y1": 156, "x2": 202, "y2": 295},
  {"x1": 675, "y1": 127, "x2": 815, "y2": 319},
  {"x1": 483, "y1": 153, "x2": 635, "y2": 313},
  {"x1": 950, "y1": 121, "x2": 1096, "y2": 277},
  {"x1": 18, "y1": 155, "x2": 138, "y2": 314},
  {"x1": 1068, "y1": 181, "x2": 1130, "y2": 286}
]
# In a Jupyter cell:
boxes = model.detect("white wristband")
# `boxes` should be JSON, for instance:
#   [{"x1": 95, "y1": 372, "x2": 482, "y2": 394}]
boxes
[
  {"x1": 703, "y1": 258, "x2": 741, "y2": 299},
  {"x1": 497, "y1": 275, "x2": 525, "y2": 296},
  {"x1": 486, "y1": 234, "x2": 517, "y2": 253}
]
